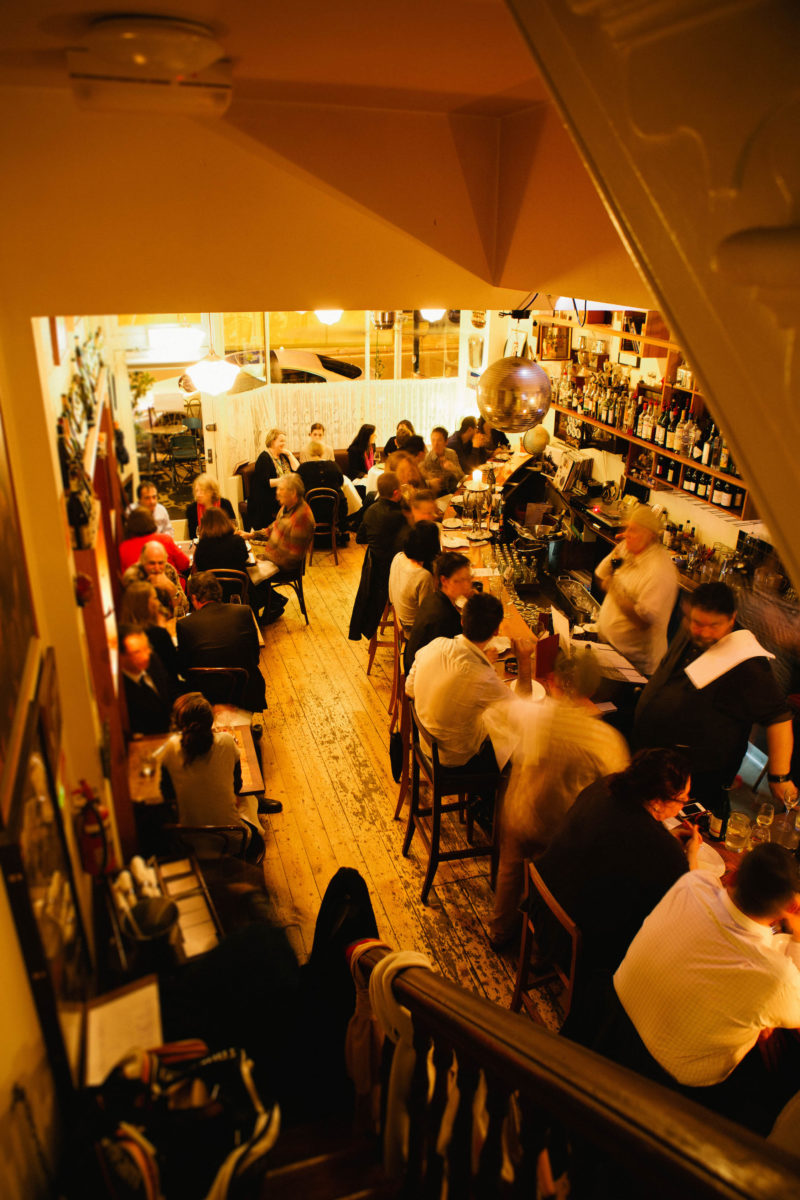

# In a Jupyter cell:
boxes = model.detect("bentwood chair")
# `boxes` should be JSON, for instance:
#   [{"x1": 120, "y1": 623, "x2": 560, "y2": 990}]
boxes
[
  {"x1": 403, "y1": 700, "x2": 500, "y2": 904},
  {"x1": 163, "y1": 821, "x2": 265, "y2": 866},
  {"x1": 207, "y1": 568, "x2": 250, "y2": 605},
  {"x1": 268, "y1": 554, "x2": 309, "y2": 625},
  {"x1": 306, "y1": 488, "x2": 341, "y2": 565},
  {"x1": 185, "y1": 666, "x2": 249, "y2": 707},
  {"x1": 510, "y1": 861, "x2": 582, "y2": 1028}
]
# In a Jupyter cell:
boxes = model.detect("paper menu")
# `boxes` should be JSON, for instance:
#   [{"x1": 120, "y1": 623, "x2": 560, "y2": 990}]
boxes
[{"x1": 84, "y1": 976, "x2": 162, "y2": 1087}]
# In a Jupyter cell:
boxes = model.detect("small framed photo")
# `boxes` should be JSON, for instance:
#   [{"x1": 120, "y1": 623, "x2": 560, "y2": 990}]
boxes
[
  {"x1": 618, "y1": 349, "x2": 640, "y2": 368},
  {"x1": 537, "y1": 324, "x2": 572, "y2": 361}
]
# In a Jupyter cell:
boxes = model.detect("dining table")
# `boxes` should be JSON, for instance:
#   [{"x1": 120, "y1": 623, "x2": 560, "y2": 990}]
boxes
[{"x1": 128, "y1": 711, "x2": 264, "y2": 804}]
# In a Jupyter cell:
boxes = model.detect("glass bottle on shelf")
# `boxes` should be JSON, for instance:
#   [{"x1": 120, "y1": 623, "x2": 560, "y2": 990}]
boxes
[
  {"x1": 702, "y1": 424, "x2": 716, "y2": 467},
  {"x1": 665, "y1": 405, "x2": 679, "y2": 451},
  {"x1": 696, "y1": 473, "x2": 708, "y2": 500},
  {"x1": 674, "y1": 408, "x2": 687, "y2": 455},
  {"x1": 666, "y1": 459, "x2": 678, "y2": 485},
  {"x1": 719, "y1": 439, "x2": 730, "y2": 471}
]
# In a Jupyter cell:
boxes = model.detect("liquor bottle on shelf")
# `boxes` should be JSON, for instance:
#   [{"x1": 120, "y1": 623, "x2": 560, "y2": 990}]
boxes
[
  {"x1": 696, "y1": 473, "x2": 708, "y2": 500},
  {"x1": 674, "y1": 408, "x2": 687, "y2": 455},
  {"x1": 710, "y1": 476, "x2": 723, "y2": 505},
  {"x1": 666, "y1": 459, "x2": 678, "y2": 485},
  {"x1": 691, "y1": 419, "x2": 707, "y2": 461},
  {"x1": 684, "y1": 467, "x2": 696, "y2": 494},
  {"x1": 719, "y1": 439, "x2": 730, "y2": 471},
  {"x1": 654, "y1": 404, "x2": 668, "y2": 447},
  {"x1": 640, "y1": 404, "x2": 652, "y2": 442},
  {"x1": 701, "y1": 424, "x2": 716, "y2": 466},
  {"x1": 665, "y1": 406, "x2": 679, "y2": 451},
  {"x1": 720, "y1": 480, "x2": 733, "y2": 509},
  {"x1": 708, "y1": 426, "x2": 721, "y2": 469},
  {"x1": 679, "y1": 411, "x2": 694, "y2": 457}
]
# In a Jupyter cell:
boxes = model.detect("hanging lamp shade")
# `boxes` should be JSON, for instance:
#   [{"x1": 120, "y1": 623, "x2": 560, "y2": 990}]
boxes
[
  {"x1": 315, "y1": 309, "x2": 343, "y2": 325},
  {"x1": 184, "y1": 351, "x2": 239, "y2": 395},
  {"x1": 476, "y1": 356, "x2": 551, "y2": 432},
  {"x1": 371, "y1": 311, "x2": 395, "y2": 330},
  {"x1": 419, "y1": 308, "x2": 446, "y2": 322}
]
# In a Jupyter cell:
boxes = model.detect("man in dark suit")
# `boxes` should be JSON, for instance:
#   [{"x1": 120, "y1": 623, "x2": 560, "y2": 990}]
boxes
[
  {"x1": 297, "y1": 440, "x2": 348, "y2": 540},
  {"x1": 177, "y1": 573, "x2": 266, "y2": 713},
  {"x1": 119, "y1": 624, "x2": 174, "y2": 734},
  {"x1": 348, "y1": 471, "x2": 407, "y2": 641}
]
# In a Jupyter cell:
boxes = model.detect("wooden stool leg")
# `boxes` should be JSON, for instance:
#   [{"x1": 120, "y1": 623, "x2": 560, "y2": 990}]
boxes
[
  {"x1": 510, "y1": 915, "x2": 535, "y2": 1011},
  {"x1": 421, "y1": 789, "x2": 442, "y2": 905},
  {"x1": 394, "y1": 695, "x2": 411, "y2": 819},
  {"x1": 402, "y1": 750, "x2": 420, "y2": 857}
]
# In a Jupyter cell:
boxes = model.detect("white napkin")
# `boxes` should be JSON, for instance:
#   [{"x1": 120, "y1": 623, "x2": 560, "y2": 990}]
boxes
[{"x1": 684, "y1": 628, "x2": 774, "y2": 690}]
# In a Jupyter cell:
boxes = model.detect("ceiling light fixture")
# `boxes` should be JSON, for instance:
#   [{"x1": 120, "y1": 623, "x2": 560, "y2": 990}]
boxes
[
  {"x1": 84, "y1": 15, "x2": 224, "y2": 75},
  {"x1": 419, "y1": 308, "x2": 446, "y2": 322},
  {"x1": 185, "y1": 320, "x2": 239, "y2": 395},
  {"x1": 315, "y1": 310, "x2": 343, "y2": 325}
]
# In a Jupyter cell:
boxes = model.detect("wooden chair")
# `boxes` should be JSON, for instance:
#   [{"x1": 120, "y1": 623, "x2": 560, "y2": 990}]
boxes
[
  {"x1": 403, "y1": 700, "x2": 500, "y2": 904},
  {"x1": 163, "y1": 821, "x2": 265, "y2": 866},
  {"x1": 306, "y1": 487, "x2": 341, "y2": 565},
  {"x1": 185, "y1": 666, "x2": 249, "y2": 707},
  {"x1": 268, "y1": 554, "x2": 309, "y2": 625},
  {"x1": 510, "y1": 860, "x2": 582, "y2": 1028},
  {"x1": 168, "y1": 432, "x2": 200, "y2": 485},
  {"x1": 389, "y1": 607, "x2": 406, "y2": 727},
  {"x1": 366, "y1": 598, "x2": 395, "y2": 676},
  {"x1": 207, "y1": 568, "x2": 250, "y2": 605}
]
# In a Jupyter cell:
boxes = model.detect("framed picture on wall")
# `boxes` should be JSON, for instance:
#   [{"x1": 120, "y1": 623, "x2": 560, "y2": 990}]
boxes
[
  {"x1": 537, "y1": 323, "x2": 572, "y2": 361},
  {"x1": 0, "y1": 647, "x2": 92, "y2": 1100}
]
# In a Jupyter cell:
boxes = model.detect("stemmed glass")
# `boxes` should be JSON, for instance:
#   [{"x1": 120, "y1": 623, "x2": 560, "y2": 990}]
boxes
[
  {"x1": 783, "y1": 787, "x2": 799, "y2": 826},
  {"x1": 756, "y1": 801, "x2": 774, "y2": 828}
]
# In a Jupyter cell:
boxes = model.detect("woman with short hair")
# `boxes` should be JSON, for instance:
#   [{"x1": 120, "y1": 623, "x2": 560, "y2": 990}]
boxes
[
  {"x1": 193, "y1": 506, "x2": 249, "y2": 572},
  {"x1": 160, "y1": 693, "x2": 261, "y2": 851},
  {"x1": 247, "y1": 429, "x2": 300, "y2": 531},
  {"x1": 185, "y1": 473, "x2": 236, "y2": 539}
]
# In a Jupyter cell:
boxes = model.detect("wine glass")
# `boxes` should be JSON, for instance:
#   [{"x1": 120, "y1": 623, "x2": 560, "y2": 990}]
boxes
[{"x1": 783, "y1": 786, "x2": 799, "y2": 824}]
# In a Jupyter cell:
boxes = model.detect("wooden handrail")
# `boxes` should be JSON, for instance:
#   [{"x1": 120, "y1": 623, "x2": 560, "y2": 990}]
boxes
[{"x1": 358, "y1": 945, "x2": 800, "y2": 1199}]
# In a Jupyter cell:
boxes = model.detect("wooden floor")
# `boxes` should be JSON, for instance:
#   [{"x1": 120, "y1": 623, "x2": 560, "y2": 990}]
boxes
[{"x1": 254, "y1": 538, "x2": 525, "y2": 1011}]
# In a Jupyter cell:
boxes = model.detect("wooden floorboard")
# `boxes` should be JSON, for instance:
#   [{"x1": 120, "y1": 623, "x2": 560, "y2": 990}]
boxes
[{"x1": 255, "y1": 540, "x2": 524, "y2": 1014}]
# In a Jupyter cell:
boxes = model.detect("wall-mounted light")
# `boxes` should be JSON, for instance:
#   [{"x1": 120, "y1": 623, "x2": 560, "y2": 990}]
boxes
[
  {"x1": 315, "y1": 310, "x2": 343, "y2": 325},
  {"x1": 419, "y1": 308, "x2": 446, "y2": 322}
]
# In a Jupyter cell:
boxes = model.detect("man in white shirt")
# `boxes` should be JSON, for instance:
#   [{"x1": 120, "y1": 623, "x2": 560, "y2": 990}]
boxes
[
  {"x1": 129, "y1": 481, "x2": 174, "y2": 537},
  {"x1": 612, "y1": 844, "x2": 800, "y2": 1132},
  {"x1": 595, "y1": 503, "x2": 678, "y2": 676},
  {"x1": 405, "y1": 593, "x2": 534, "y2": 769}
]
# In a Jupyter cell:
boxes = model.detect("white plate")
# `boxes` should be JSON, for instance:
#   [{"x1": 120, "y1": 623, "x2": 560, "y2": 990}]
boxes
[
  {"x1": 442, "y1": 518, "x2": 462, "y2": 530},
  {"x1": 697, "y1": 841, "x2": 725, "y2": 877},
  {"x1": 509, "y1": 679, "x2": 546, "y2": 700}
]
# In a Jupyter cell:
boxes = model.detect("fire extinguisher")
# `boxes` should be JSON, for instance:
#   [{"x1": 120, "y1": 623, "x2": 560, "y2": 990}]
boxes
[{"x1": 73, "y1": 779, "x2": 117, "y2": 875}]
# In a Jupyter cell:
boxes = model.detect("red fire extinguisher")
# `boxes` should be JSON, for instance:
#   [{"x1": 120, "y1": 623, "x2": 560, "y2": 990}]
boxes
[{"x1": 73, "y1": 779, "x2": 117, "y2": 875}]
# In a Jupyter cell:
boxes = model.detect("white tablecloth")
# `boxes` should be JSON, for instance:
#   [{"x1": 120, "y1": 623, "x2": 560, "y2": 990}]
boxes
[
  {"x1": 342, "y1": 475, "x2": 363, "y2": 516},
  {"x1": 364, "y1": 464, "x2": 384, "y2": 494}
]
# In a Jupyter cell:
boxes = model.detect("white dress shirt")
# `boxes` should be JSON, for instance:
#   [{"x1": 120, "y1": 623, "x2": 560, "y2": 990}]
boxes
[
  {"x1": 614, "y1": 870, "x2": 800, "y2": 1086},
  {"x1": 596, "y1": 540, "x2": 678, "y2": 676},
  {"x1": 405, "y1": 634, "x2": 511, "y2": 766},
  {"x1": 388, "y1": 554, "x2": 435, "y2": 631},
  {"x1": 127, "y1": 501, "x2": 174, "y2": 537}
]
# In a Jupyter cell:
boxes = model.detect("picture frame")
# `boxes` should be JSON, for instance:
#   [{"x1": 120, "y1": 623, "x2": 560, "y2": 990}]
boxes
[
  {"x1": 537, "y1": 323, "x2": 572, "y2": 361},
  {"x1": 1, "y1": 647, "x2": 92, "y2": 1100},
  {"x1": 618, "y1": 349, "x2": 640, "y2": 368}
]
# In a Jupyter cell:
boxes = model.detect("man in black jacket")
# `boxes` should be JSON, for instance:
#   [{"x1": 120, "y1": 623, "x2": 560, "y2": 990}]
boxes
[
  {"x1": 297, "y1": 440, "x2": 348, "y2": 540},
  {"x1": 119, "y1": 624, "x2": 175, "y2": 734},
  {"x1": 177, "y1": 573, "x2": 266, "y2": 713},
  {"x1": 348, "y1": 472, "x2": 406, "y2": 641},
  {"x1": 403, "y1": 552, "x2": 472, "y2": 671}
]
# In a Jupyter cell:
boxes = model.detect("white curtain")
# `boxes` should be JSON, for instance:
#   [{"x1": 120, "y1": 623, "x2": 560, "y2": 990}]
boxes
[{"x1": 213, "y1": 377, "x2": 469, "y2": 488}]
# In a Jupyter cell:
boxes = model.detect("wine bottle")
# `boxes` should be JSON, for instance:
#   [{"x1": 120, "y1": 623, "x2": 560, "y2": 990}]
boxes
[
  {"x1": 665, "y1": 406, "x2": 679, "y2": 451},
  {"x1": 707, "y1": 791, "x2": 730, "y2": 841},
  {"x1": 720, "y1": 480, "x2": 733, "y2": 508},
  {"x1": 719, "y1": 439, "x2": 730, "y2": 471},
  {"x1": 666, "y1": 459, "x2": 677, "y2": 485},
  {"x1": 696, "y1": 473, "x2": 708, "y2": 500},
  {"x1": 701, "y1": 424, "x2": 716, "y2": 466}
]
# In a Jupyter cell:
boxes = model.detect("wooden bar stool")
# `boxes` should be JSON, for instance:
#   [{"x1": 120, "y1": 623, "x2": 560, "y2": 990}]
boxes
[
  {"x1": 510, "y1": 860, "x2": 582, "y2": 1028},
  {"x1": 366, "y1": 600, "x2": 395, "y2": 676},
  {"x1": 402, "y1": 700, "x2": 500, "y2": 904},
  {"x1": 389, "y1": 610, "x2": 407, "y2": 728}
]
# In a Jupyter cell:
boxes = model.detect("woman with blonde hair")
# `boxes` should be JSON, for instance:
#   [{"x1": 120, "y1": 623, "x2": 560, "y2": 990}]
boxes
[
  {"x1": 160, "y1": 693, "x2": 262, "y2": 849},
  {"x1": 247, "y1": 428, "x2": 300, "y2": 530},
  {"x1": 193, "y1": 506, "x2": 249, "y2": 572},
  {"x1": 185, "y1": 473, "x2": 236, "y2": 539}
]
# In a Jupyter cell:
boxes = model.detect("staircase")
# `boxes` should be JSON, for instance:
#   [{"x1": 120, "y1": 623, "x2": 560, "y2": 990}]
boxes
[{"x1": 261, "y1": 1118, "x2": 396, "y2": 1200}]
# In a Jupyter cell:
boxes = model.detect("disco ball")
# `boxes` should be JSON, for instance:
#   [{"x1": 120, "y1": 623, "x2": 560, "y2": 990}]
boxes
[{"x1": 476, "y1": 356, "x2": 551, "y2": 432}]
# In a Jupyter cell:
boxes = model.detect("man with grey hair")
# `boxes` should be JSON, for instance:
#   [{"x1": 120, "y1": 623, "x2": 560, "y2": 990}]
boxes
[
  {"x1": 595, "y1": 502, "x2": 679, "y2": 676},
  {"x1": 249, "y1": 474, "x2": 315, "y2": 623}
]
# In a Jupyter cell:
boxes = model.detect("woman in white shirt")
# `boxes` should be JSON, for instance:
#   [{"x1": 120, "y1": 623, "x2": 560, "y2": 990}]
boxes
[
  {"x1": 389, "y1": 521, "x2": 440, "y2": 631},
  {"x1": 160, "y1": 693, "x2": 260, "y2": 843}
]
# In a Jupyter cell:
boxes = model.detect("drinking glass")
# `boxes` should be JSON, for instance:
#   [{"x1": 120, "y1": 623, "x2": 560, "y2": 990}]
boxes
[
  {"x1": 724, "y1": 811, "x2": 751, "y2": 853},
  {"x1": 783, "y1": 786, "x2": 799, "y2": 818},
  {"x1": 749, "y1": 825, "x2": 771, "y2": 848},
  {"x1": 756, "y1": 801, "x2": 774, "y2": 827}
]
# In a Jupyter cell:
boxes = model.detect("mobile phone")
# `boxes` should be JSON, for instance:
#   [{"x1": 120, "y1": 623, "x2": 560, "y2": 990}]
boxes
[{"x1": 679, "y1": 802, "x2": 708, "y2": 823}]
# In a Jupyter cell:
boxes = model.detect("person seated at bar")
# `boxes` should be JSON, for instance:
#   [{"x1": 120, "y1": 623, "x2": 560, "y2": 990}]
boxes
[
  {"x1": 388, "y1": 522, "x2": 440, "y2": 632},
  {"x1": 128, "y1": 480, "x2": 174, "y2": 536},
  {"x1": 406, "y1": 592, "x2": 535, "y2": 770},
  {"x1": 487, "y1": 648, "x2": 630, "y2": 949},
  {"x1": 531, "y1": 749, "x2": 700, "y2": 1044},
  {"x1": 298, "y1": 421, "x2": 335, "y2": 463},
  {"x1": 122, "y1": 539, "x2": 190, "y2": 617},
  {"x1": 160, "y1": 692, "x2": 261, "y2": 840},
  {"x1": 611, "y1": 843, "x2": 800, "y2": 1135},
  {"x1": 247, "y1": 429, "x2": 299, "y2": 531},
  {"x1": 476, "y1": 415, "x2": 511, "y2": 456},
  {"x1": 193, "y1": 506, "x2": 249, "y2": 573},
  {"x1": 404, "y1": 552, "x2": 472, "y2": 672},
  {"x1": 383, "y1": 418, "x2": 415, "y2": 458},
  {"x1": 446, "y1": 416, "x2": 479, "y2": 475},
  {"x1": 394, "y1": 489, "x2": 440, "y2": 555},
  {"x1": 349, "y1": 472, "x2": 407, "y2": 642},
  {"x1": 118, "y1": 580, "x2": 179, "y2": 684},
  {"x1": 633, "y1": 581, "x2": 795, "y2": 823},
  {"x1": 118, "y1": 508, "x2": 192, "y2": 575},
  {"x1": 249, "y1": 474, "x2": 315, "y2": 623},
  {"x1": 297, "y1": 439, "x2": 348, "y2": 541},
  {"x1": 421, "y1": 426, "x2": 463, "y2": 495},
  {"x1": 119, "y1": 623, "x2": 176, "y2": 734},
  {"x1": 347, "y1": 423, "x2": 376, "y2": 481},
  {"x1": 177, "y1": 572, "x2": 267, "y2": 714},
  {"x1": 185, "y1": 473, "x2": 236, "y2": 539},
  {"x1": 595, "y1": 503, "x2": 679, "y2": 677}
]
